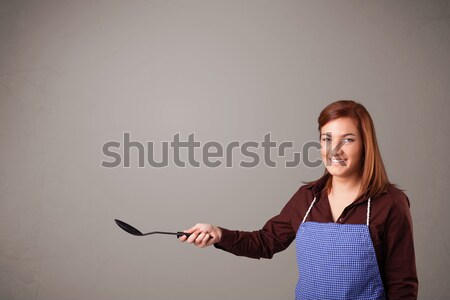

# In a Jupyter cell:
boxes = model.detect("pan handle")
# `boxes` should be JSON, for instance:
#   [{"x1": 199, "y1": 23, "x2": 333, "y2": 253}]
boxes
[{"x1": 177, "y1": 232, "x2": 192, "y2": 238}]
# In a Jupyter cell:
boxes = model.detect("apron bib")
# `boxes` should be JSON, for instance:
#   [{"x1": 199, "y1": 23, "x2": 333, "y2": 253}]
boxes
[{"x1": 295, "y1": 197, "x2": 386, "y2": 300}]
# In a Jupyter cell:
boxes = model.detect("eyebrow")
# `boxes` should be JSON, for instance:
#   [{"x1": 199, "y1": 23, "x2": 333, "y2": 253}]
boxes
[{"x1": 320, "y1": 133, "x2": 357, "y2": 137}]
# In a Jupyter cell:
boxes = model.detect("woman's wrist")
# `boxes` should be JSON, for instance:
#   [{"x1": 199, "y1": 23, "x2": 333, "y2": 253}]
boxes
[{"x1": 213, "y1": 225, "x2": 222, "y2": 243}]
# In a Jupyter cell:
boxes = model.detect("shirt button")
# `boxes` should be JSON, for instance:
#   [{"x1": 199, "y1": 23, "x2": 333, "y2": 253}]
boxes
[{"x1": 338, "y1": 218, "x2": 343, "y2": 222}]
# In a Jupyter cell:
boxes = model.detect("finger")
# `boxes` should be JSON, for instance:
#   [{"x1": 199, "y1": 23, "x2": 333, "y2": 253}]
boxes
[
  {"x1": 198, "y1": 233, "x2": 211, "y2": 248},
  {"x1": 197, "y1": 233, "x2": 209, "y2": 248},
  {"x1": 178, "y1": 235, "x2": 188, "y2": 242},
  {"x1": 195, "y1": 232, "x2": 206, "y2": 245},
  {"x1": 187, "y1": 231, "x2": 199, "y2": 244},
  {"x1": 205, "y1": 235, "x2": 217, "y2": 247}
]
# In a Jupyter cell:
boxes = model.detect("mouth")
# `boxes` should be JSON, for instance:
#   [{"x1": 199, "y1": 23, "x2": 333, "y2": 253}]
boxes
[{"x1": 329, "y1": 156, "x2": 347, "y2": 165}]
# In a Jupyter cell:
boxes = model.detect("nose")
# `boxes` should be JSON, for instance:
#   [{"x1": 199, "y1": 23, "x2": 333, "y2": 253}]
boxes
[{"x1": 328, "y1": 140, "x2": 344, "y2": 158}]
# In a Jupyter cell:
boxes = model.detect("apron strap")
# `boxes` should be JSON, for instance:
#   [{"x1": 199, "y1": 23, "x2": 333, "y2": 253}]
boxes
[
  {"x1": 301, "y1": 196, "x2": 372, "y2": 226},
  {"x1": 302, "y1": 197, "x2": 317, "y2": 224}
]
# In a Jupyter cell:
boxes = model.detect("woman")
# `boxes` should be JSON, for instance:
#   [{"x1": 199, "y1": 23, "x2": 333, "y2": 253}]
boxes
[{"x1": 179, "y1": 100, "x2": 418, "y2": 300}]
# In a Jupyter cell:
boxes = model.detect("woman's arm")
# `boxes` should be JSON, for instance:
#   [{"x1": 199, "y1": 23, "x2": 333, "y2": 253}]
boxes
[
  {"x1": 383, "y1": 191, "x2": 419, "y2": 299},
  {"x1": 179, "y1": 197, "x2": 297, "y2": 259}
]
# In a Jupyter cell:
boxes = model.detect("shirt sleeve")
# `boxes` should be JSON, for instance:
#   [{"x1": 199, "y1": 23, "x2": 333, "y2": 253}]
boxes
[
  {"x1": 383, "y1": 191, "x2": 419, "y2": 299},
  {"x1": 214, "y1": 196, "x2": 297, "y2": 259}
]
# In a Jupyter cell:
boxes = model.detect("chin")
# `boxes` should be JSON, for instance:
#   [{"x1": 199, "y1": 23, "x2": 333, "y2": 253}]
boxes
[
  {"x1": 326, "y1": 165, "x2": 362, "y2": 179},
  {"x1": 327, "y1": 170, "x2": 347, "y2": 177},
  {"x1": 325, "y1": 166, "x2": 351, "y2": 177}
]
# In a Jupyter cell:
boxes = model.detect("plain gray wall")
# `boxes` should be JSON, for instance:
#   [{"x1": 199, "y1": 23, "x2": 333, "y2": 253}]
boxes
[{"x1": 1, "y1": 0, "x2": 449, "y2": 299}]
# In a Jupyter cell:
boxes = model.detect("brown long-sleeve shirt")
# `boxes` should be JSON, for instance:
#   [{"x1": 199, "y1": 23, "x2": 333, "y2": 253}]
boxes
[{"x1": 214, "y1": 175, "x2": 418, "y2": 299}]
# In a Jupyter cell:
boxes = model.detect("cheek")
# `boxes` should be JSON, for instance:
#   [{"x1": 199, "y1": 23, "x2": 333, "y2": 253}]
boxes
[
  {"x1": 348, "y1": 144, "x2": 363, "y2": 160},
  {"x1": 320, "y1": 144, "x2": 328, "y2": 158}
]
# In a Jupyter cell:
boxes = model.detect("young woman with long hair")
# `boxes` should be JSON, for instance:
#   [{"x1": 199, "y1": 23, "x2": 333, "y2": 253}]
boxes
[{"x1": 180, "y1": 100, "x2": 418, "y2": 300}]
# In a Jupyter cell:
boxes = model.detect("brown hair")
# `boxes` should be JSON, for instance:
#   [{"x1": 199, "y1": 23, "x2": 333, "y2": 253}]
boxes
[{"x1": 317, "y1": 100, "x2": 390, "y2": 199}]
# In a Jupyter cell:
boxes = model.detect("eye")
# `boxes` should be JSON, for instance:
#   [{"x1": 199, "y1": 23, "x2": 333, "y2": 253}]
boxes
[
  {"x1": 321, "y1": 137, "x2": 331, "y2": 142},
  {"x1": 342, "y1": 138, "x2": 354, "y2": 144}
]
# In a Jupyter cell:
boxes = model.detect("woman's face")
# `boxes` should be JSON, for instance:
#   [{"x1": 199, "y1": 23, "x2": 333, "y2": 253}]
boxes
[{"x1": 320, "y1": 117, "x2": 364, "y2": 179}]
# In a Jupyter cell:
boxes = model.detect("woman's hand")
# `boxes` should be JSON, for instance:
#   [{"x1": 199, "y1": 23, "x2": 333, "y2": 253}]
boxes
[{"x1": 179, "y1": 223, "x2": 222, "y2": 248}]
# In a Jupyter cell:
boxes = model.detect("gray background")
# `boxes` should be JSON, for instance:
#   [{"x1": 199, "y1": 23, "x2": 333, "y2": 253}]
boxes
[{"x1": 1, "y1": 0, "x2": 449, "y2": 299}]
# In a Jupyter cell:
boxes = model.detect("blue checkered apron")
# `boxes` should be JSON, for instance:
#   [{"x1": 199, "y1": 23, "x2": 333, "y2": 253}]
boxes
[{"x1": 295, "y1": 197, "x2": 386, "y2": 300}]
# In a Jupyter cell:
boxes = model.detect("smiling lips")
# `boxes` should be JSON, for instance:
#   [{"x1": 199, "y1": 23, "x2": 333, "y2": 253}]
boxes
[{"x1": 330, "y1": 156, "x2": 347, "y2": 165}]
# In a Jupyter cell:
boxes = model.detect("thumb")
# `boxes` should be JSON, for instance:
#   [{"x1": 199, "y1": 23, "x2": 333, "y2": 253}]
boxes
[{"x1": 184, "y1": 224, "x2": 201, "y2": 234}]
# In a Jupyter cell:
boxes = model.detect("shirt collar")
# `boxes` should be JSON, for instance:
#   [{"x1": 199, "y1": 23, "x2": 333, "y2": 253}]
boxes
[{"x1": 306, "y1": 173, "x2": 386, "y2": 204}]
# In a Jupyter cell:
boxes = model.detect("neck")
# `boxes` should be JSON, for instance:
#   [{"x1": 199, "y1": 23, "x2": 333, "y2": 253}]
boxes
[{"x1": 330, "y1": 174, "x2": 362, "y2": 197}]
